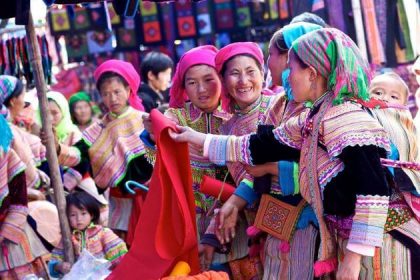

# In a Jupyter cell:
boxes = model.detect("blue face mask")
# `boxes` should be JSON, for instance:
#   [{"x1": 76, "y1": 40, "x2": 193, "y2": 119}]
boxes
[{"x1": 281, "y1": 68, "x2": 293, "y2": 100}]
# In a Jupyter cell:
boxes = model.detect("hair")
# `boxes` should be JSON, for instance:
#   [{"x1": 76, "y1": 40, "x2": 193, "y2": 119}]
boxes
[
  {"x1": 220, "y1": 54, "x2": 264, "y2": 78},
  {"x1": 140, "y1": 51, "x2": 174, "y2": 83},
  {"x1": 290, "y1": 50, "x2": 309, "y2": 69},
  {"x1": 96, "y1": 72, "x2": 130, "y2": 92},
  {"x1": 4, "y1": 79, "x2": 24, "y2": 108},
  {"x1": 270, "y1": 29, "x2": 289, "y2": 54},
  {"x1": 290, "y1": 12, "x2": 328, "y2": 27},
  {"x1": 373, "y1": 72, "x2": 409, "y2": 100},
  {"x1": 66, "y1": 191, "x2": 100, "y2": 225}
]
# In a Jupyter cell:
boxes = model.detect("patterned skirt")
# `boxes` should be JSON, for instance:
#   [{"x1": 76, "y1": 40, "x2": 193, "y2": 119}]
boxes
[
  {"x1": 263, "y1": 224, "x2": 318, "y2": 280},
  {"x1": 0, "y1": 223, "x2": 49, "y2": 279}
]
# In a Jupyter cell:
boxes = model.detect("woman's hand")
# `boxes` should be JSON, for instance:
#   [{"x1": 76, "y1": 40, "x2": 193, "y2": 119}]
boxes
[
  {"x1": 336, "y1": 250, "x2": 362, "y2": 280},
  {"x1": 198, "y1": 244, "x2": 215, "y2": 271},
  {"x1": 141, "y1": 113, "x2": 155, "y2": 142},
  {"x1": 245, "y1": 162, "x2": 278, "y2": 177},
  {"x1": 169, "y1": 125, "x2": 206, "y2": 147},
  {"x1": 56, "y1": 261, "x2": 72, "y2": 274},
  {"x1": 40, "y1": 127, "x2": 60, "y2": 153}
]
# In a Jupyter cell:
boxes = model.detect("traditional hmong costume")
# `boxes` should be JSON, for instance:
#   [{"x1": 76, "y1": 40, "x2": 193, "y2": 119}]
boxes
[
  {"x1": 49, "y1": 224, "x2": 127, "y2": 278},
  {"x1": 141, "y1": 46, "x2": 233, "y2": 269},
  {"x1": 57, "y1": 60, "x2": 153, "y2": 244},
  {"x1": 203, "y1": 29, "x2": 420, "y2": 278},
  {"x1": 0, "y1": 75, "x2": 49, "y2": 279}
]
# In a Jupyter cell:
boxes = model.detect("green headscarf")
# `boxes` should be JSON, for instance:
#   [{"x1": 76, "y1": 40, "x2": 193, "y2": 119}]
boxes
[
  {"x1": 291, "y1": 28, "x2": 372, "y2": 105},
  {"x1": 46, "y1": 91, "x2": 80, "y2": 143},
  {"x1": 69, "y1": 91, "x2": 91, "y2": 109}
]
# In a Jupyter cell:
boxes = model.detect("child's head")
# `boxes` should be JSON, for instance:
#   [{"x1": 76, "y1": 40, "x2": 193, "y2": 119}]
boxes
[
  {"x1": 66, "y1": 191, "x2": 100, "y2": 231},
  {"x1": 369, "y1": 72, "x2": 409, "y2": 106}
]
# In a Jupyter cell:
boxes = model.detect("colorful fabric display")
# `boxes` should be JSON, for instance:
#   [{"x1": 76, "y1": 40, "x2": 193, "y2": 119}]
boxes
[
  {"x1": 279, "y1": 0, "x2": 289, "y2": 19},
  {"x1": 234, "y1": 0, "x2": 252, "y2": 28},
  {"x1": 174, "y1": 1, "x2": 198, "y2": 38},
  {"x1": 86, "y1": 30, "x2": 114, "y2": 55},
  {"x1": 49, "y1": 8, "x2": 71, "y2": 35},
  {"x1": 115, "y1": 19, "x2": 139, "y2": 51},
  {"x1": 361, "y1": 0, "x2": 386, "y2": 65},
  {"x1": 88, "y1": 2, "x2": 112, "y2": 31},
  {"x1": 268, "y1": 0, "x2": 279, "y2": 20},
  {"x1": 65, "y1": 34, "x2": 89, "y2": 60},
  {"x1": 213, "y1": 0, "x2": 235, "y2": 31},
  {"x1": 139, "y1": 1, "x2": 164, "y2": 44},
  {"x1": 73, "y1": 6, "x2": 91, "y2": 31},
  {"x1": 160, "y1": 2, "x2": 176, "y2": 43},
  {"x1": 108, "y1": 109, "x2": 199, "y2": 279},
  {"x1": 195, "y1": 0, "x2": 213, "y2": 35},
  {"x1": 108, "y1": 3, "x2": 121, "y2": 26},
  {"x1": 112, "y1": 0, "x2": 140, "y2": 18}
]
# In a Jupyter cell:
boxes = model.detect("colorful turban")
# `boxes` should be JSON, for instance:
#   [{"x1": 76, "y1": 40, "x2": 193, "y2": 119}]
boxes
[
  {"x1": 215, "y1": 42, "x2": 264, "y2": 112},
  {"x1": 291, "y1": 28, "x2": 372, "y2": 104},
  {"x1": 0, "y1": 75, "x2": 19, "y2": 153},
  {"x1": 169, "y1": 45, "x2": 219, "y2": 108},
  {"x1": 94, "y1": 59, "x2": 145, "y2": 111}
]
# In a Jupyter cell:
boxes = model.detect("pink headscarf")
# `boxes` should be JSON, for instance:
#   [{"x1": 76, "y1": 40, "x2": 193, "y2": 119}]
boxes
[
  {"x1": 94, "y1": 59, "x2": 145, "y2": 111},
  {"x1": 214, "y1": 42, "x2": 264, "y2": 112},
  {"x1": 169, "y1": 45, "x2": 219, "y2": 108}
]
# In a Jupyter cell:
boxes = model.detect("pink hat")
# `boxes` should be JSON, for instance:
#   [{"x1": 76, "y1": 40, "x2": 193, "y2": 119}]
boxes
[
  {"x1": 215, "y1": 42, "x2": 264, "y2": 112},
  {"x1": 169, "y1": 45, "x2": 219, "y2": 108},
  {"x1": 94, "y1": 59, "x2": 145, "y2": 111}
]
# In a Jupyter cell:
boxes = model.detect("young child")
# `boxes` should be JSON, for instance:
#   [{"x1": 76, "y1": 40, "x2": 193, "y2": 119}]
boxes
[
  {"x1": 369, "y1": 72, "x2": 409, "y2": 106},
  {"x1": 49, "y1": 191, "x2": 127, "y2": 277}
]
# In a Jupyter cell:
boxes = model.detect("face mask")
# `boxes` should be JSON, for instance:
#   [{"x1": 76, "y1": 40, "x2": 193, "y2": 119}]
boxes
[{"x1": 282, "y1": 68, "x2": 293, "y2": 100}]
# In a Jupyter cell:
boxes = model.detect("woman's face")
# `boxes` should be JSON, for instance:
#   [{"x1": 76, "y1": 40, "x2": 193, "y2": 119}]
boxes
[
  {"x1": 99, "y1": 78, "x2": 130, "y2": 115},
  {"x1": 73, "y1": 100, "x2": 92, "y2": 125},
  {"x1": 48, "y1": 100, "x2": 63, "y2": 127},
  {"x1": 288, "y1": 51, "x2": 312, "y2": 103},
  {"x1": 223, "y1": 55, "x2": 263, "y2": 109},
  {"x1": 267, "y1": 43, "x2": 288, "y2": 86},
  {"x1": 184, "y1": 65, "x2": 221, "y2": 113},
  {"x1": 8, "y1": 90, "x2": 26, "y2": 114}
]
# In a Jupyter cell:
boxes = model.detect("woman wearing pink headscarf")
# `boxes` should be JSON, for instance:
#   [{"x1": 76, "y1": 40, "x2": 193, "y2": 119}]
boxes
[
  {"x1": 52, "y1": 60, "x2": 153, "y2": 244},
  {"x1": 142, "y1": 45, "x2": 233, "y2": 272}
]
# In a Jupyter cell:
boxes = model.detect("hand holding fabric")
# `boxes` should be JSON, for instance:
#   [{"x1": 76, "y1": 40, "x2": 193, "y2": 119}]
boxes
[{"x1": 169, "y1": 125, "x2": 206, "y2": 147}]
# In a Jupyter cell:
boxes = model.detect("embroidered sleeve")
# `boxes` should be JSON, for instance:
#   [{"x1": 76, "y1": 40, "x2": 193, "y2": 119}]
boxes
[
  {"x1": 0, "y1": 172, "x2": 28, "y2": 244},
  {"x1": 102, "y1": 227, "x2": 128, "y2": 265},
  {"x1": 233, "y1": 179, "x2": 257, "y2": 205},
  {"x1": 348, "y1": 195, "x2": 389, "y2": 251},
  {"x1": 272, "y1": 111, "x2": 307, "y2": 150},
  {"x1": 140, "y1": 130, "x2": 157, "y2": 165},
  {"x1": 278, "y1": 161, "x2": 300, "y2": 196},
  {"x1": 58, "y1": 144, "x2": 82, "y2": 167}
]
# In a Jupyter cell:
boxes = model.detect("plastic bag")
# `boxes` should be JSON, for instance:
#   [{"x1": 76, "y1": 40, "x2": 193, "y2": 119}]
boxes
[{"x1": 63, "y1": 249, "x2": 111, "y2": 280}]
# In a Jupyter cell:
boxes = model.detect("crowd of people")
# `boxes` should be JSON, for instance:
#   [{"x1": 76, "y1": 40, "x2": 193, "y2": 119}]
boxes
[{"x1": 0, "y1": 11, "x2": 419, "y2": 280}]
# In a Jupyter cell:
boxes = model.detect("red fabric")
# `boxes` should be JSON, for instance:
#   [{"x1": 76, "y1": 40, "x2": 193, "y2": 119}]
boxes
[
  {"x1": 108, "y1": 109, "x2": 199, "y2": 279},
  {"x1": 169, "y1": 45, "x2": 218, "y2": 109},
  {"x1": 214, "y1": 42, "x2": 264, "y2": 112},
  {"x1": 94, "y1": 59, "x2": 145, "y2": 111},
  {"x1": 199, "y1": 176, "x2": 234, "y2": 202},
  {"x1": 126, "y1": 190, "x2": 147, "y2": 246}
]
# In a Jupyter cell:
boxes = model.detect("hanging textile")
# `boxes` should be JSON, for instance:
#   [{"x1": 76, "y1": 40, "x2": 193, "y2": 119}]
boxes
[
  {"x1": 73, "y1": 6, "x2": 91, "y2": 32},
  {"x1": 395, "y1": 0, "x2": 415, "y2": 63},
  {"x1": 115, "y1": 19, "x2": 139, "y2": 51},
  {"x1": 325, "y1": 0, "x2": 346, "y2": 32},
  {"x1": 174, "y1": 1, "x2": 198, "y2": 38},
  {"x1": 108, "y1": 109, "x2": 199, "y2": 279},
  {"x1": 195, "y1": 0, "x2": 213, "y2": 35},
  {"x1": 49, "y1": 8, "x2": 71, "y2": 36},
  {"x1": 213, "y1": 0, "x2": 235, "y2": 31},
  {"x1": 87, "y1": 30, "x2": 114, "y2": 55},
  {"x1": 88, "y1": 2, "x2": 112, "y2": 31},
  {"x1": 108, "y1": 3, "x2": 121, "y2": 26},
  {"x1": 65, "y1": 34, "x2": 89, "y2": 61},
  {"x1": 234, "y1": 0, "x2": 252, "y2": 28},
  {"x1": 160, "y1": 2, "x2": 176, "y2": 57},
  {"x1": 139, "y1": 1, "x2": 164, "y2": 44},
  {"x1": 268, "y1": 0, "x2": 280, "y2": 21},
  {"x1": 361, "y1": 0, "x2": 386, "y2": 65},
  {"x1": 279, "y1": 0, "x2": 289, "y2": 19}
]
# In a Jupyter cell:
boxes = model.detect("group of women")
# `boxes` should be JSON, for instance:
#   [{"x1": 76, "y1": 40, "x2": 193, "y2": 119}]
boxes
[{"x1": 0, "y1": 13, "x2": 418, "y2": 279}]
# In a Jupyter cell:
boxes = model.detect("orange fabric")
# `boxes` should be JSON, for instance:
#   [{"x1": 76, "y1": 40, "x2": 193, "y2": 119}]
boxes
[
  {"x1": 161, "y1": 271, "x2": 229, "y2": 280},
  {"x1": 107, "y1": 109, "x2": 199, "y2": 279}
]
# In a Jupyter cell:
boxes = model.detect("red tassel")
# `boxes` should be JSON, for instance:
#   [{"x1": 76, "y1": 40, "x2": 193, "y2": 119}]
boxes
[
  {"x1": 246, "y1": 226, "x2": 261, "y2": 238},
  {"x1": 278, "y1": 241, "x2": 290, "y2": 253},
  {"x1": 313, "y1": 258, "x2": 338, "y2": 277}
]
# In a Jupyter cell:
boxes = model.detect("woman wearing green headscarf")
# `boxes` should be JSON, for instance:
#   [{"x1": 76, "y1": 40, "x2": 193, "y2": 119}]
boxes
[
  {"x1": 69, "y1": 91, "x2": 99, "y2": 132},
  {"x1": 169, "y1": 28, "x2": 419, "y2": 279},
  {"x1": 46, "y1": 91, "x2": 81, "y2": 146}
]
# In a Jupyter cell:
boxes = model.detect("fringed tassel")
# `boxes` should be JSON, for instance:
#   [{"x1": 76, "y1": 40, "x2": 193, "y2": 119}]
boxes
[
  {"x1": 246, "y1": 225, "x2": 261, "y2": 238},
  {"x1": 278, "y1": 241, "x2": 290, "y2": 253},
  {"x1": 313, "y1": 258, "x2": 338, "y2": 277}
]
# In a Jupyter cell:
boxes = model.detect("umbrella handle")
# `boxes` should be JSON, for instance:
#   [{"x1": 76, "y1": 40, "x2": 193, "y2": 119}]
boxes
[{"x1": 124, "y1": 181, "x2": 149, "y2": 195}]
